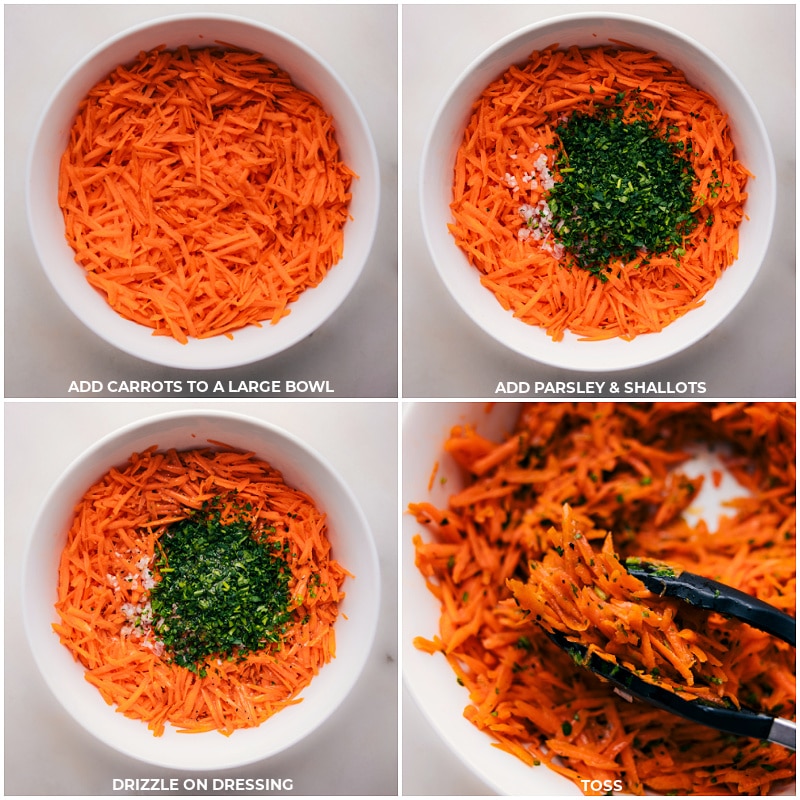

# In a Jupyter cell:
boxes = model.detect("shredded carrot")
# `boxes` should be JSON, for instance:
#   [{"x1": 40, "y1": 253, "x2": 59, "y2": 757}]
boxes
[
  {"x1": 509, "y1": 504, "x2": 759, "y2": 705},
  {"x1": 58, "y1": 45, "x2": 356, "y2": 344},
  {"x1": 427, "y1": 459, "x2": 440, "y2": 492},
  {"x1": 449, "y1": 47, "x2": 751, "y2": 342},
  {"x1": 411, "y1": 402, "x2": 795, "y2": 795},
  {"x1": 54, "y1": 446, "x2": 349, "y2": 736}
]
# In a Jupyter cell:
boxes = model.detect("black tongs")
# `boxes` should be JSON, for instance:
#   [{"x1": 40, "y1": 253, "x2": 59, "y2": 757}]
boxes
[
  {"x1": 625, "y1": 558, "x2": 795, "y2": 646},
  {"x1": 548, "y1": 559, "x2": 796, "y2": 750}
]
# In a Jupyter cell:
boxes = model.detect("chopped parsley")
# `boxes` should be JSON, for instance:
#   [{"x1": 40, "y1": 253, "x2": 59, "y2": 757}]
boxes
[
  {"x1": 547, "y1": 100, "x2": 698, "y2": 277},
  {"x1": 150, "y1": 496, "x2": 293, "y2": 675}
]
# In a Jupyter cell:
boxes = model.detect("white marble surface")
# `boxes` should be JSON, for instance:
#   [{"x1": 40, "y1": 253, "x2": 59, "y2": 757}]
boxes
[
  {"x1": 4, "y1": 4, "x2": 398, "y2": 398},
  {"x1": 3, "y1": 3, "x2": 797, "y2": 798},
  {"x1": 4, "y1": 401, "x2": 398, "y2": 795},
  {"x1": 402, "y1": 3, "x2": 796, "y2": 400}
]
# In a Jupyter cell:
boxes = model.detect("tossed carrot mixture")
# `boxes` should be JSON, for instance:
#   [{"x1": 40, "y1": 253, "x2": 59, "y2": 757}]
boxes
[
  {"x1": 54, "y1": 446, "x2": 349, "y2": 736},
  {"x1": 450, "y1": 47, "x2": 751, "y2": 341},
  {"x1": 58, "y1": 45, "x2": 356, "y2": 343},
  {"x1": 509, "y1": 506, "x2": 759, "y2": 706},
  {"x1": 411, "y1": 403, "x2": 795, "y2": 794}
]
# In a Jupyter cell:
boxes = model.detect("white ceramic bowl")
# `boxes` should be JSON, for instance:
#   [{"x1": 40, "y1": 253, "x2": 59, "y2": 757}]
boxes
[
  {"x1": 402, "y1": 402, "x2": 795, "y2": 795},
  {"x1": 402, "y1": 402, "x2": 540, "y2": 795},
  {"x1": 23, "y1": 410, "x2": 380, "y2": 770},
  {"x1": 27, "y1": 14, "x2": 380, "y2": 370},
  {"x1": 420, "y1": 13, "x2": 776, "y2": 371}
]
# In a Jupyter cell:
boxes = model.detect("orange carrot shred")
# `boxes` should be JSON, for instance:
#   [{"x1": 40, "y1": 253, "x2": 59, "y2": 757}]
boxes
[
  {"x1": 411, "y1": 402, "x2": 795, "y2": 795},
  {"x1": 58, "y1": 45, "x2": 357, "y2": 343},
  {"x1": 449, "y1": 47, "x2": 751, "y2": 342},
  {"x1": 54, "y1": 445, "x2": 350, "y2": 736}
]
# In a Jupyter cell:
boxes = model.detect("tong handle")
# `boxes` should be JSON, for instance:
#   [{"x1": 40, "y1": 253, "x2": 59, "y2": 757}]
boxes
[{"x1": 625, "y1": 560, "x2": 796, "y2": 647}]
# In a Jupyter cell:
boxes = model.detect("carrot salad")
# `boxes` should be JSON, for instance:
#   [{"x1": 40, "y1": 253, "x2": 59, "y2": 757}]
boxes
[
  {"x1": 411, "y1": 403, "x2": 795, "y2": 794},
  {"x1": 509, "y1": 506, "x2": 767, "y2": 707},
  {"x1": 58, "y1": 45, "x2": 356, "y2": 344},
  {"x1": 54, "y1": 445, "x2": 349, "y2": 736},
  {"x1": 449, "y1": 47, "x2": 751, "y2": 341}
]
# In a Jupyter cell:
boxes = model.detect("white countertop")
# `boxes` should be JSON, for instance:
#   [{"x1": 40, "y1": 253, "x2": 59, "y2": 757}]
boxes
[
  {"x1": 4, "y1": 401, "x2": 398, "y2": 795},
  {"x1": 402, "y1": 3, "x2": 796, "y2": 400},
  {"x1": 4, "y1": 4, "x2": 398, "y2": 399},
  {"x1": 3, "y1": 3, "x2": 797, "y2": 798}
]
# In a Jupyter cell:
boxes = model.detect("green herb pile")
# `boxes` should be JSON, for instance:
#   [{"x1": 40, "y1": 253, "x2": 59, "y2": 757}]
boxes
[
  {"x1": 547, "y1": 99, "x2": 698, "y2": 277},
  {"x1": 150, "y1": 497, "x2": 292, "y2": 675}
]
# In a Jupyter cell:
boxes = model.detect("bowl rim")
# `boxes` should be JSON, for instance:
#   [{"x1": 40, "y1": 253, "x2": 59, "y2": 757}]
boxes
[
  {"x1": 21, "y1": 408, "x2": 381, "y2": 769},
  {"x1": 26, "y1": 12, "x2": 380, "y2": 371},
  {"x1": 402, "y1": 401, "x2": 536, "y2": 795},
  {"x1": 420, "y1": 10, "x2": 777, "y2": 372}
]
